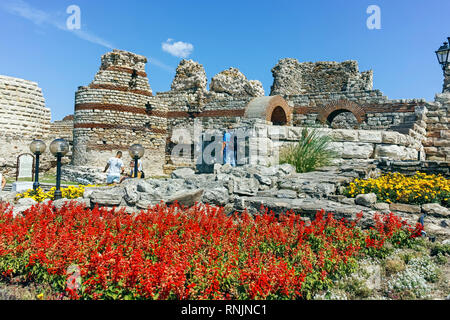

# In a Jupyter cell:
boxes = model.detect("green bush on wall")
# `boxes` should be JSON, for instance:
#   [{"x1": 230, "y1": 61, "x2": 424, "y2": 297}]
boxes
[{"x1": 279, "y1": 128, "x2": 337, "y2": 173}]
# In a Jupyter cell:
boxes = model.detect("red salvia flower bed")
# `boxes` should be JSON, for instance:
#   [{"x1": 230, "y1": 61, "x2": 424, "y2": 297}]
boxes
[{"x1": 0, "y1": 201, "x2": 423, "y2": 300}]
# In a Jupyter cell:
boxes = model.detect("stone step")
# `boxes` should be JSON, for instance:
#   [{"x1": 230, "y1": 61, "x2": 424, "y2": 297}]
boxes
[
  {"x1": 389, "y1": 123, "x2": 416, "y2": 135},
  {"x1": 3, "y1": 183, "x2": 73, "y2": 193}
]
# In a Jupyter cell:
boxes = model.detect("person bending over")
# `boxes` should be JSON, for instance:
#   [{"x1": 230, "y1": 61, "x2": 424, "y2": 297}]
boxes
[{"x1": 104, "y1": 151, "x2": 125, "y2": 185}]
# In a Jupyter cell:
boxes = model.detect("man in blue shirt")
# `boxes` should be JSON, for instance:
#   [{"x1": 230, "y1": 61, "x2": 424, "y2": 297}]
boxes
[{"x1": 222, "y1": 126, "x2": 236, "y2": 167}]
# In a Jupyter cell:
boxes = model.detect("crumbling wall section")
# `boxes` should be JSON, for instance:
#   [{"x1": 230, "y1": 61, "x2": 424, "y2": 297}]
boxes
[
  {"x1": 0, "y1": 76, "x2": 75, "y2": 178},
  {"x1": 73, "y1": 50, "x2": 167, "y2": 177},
  {"x1": 270, "y1": 59, "x2": 373, "y2": 96},
  {"x1": 423, "y1": 93, "x2": 450, "y2": 161},
  {"x1": 0, "y1": 75, "x2": 51, "y2": 135}
]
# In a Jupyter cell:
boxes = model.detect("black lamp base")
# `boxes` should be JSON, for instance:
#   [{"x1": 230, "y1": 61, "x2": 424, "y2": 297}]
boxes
[{"x1": 54, "y1": 190, "x2": 62, "y2": 200}]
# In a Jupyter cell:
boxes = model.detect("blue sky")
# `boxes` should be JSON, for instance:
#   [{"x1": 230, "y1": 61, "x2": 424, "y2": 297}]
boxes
[{"x1": 0, "y1": 0, "x2": 449, "y2": 121}]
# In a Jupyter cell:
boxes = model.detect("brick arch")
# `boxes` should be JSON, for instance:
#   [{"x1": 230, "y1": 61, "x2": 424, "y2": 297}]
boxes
[
  {"x1": 316, "y1": 100, "x2": 366, "y2": 125},
  {"x1": 244, "y1": 96, "x2": 293, "y2": 125}
]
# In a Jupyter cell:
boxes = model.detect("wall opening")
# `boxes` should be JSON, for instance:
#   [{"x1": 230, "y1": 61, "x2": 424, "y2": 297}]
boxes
[
  {"x1": 326, "y1": 109, "x2": 360, "y2": 129},
  {"x1": 316, "y1": 99, "x2": 366, "y2": 125},
  {"x1": 244, "y1": 96, "x2": 292, "y2": 125},
  {"x1": 270, "y1": 106, "x2": 288, "y2": 126}
]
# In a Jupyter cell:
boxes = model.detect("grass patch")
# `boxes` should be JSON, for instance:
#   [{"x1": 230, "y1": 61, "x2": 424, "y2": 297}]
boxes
[
  {"x1": 279, "y1": 127, "x2": 337, "y2": 173},
  {"x1": 7, "y1": 175, "x2": 80, "y2": 186}
]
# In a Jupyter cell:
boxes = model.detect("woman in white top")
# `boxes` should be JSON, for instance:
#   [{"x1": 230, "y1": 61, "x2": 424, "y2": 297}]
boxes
[{"x1": 0, "y1": 172, "x2": 6, "y2": 191}]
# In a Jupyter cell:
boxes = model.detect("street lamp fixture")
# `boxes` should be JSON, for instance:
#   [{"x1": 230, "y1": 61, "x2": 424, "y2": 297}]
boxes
[
  {"x1": 49, "y1": 139, "x2": 70, "y2": 200},
  {"x1": 129, "y1": 144, "x2": 145, "y2": 178},
  {"x1": 436, "y1": 37, "x2": 450, "y2": 77},
  {"x1": 29, "y1": 140, "x2": 46, "y2": 191}
]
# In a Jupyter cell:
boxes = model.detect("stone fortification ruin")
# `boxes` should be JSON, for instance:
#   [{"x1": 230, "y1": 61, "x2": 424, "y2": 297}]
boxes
[
  {"x1": 0, "y1": 75, "x2": 73, "y2": 178},
  {"x1": 1, "y1": 49, "x2": 449, "y2": 179},
  {"x1": 70, "y1": 49, "x2": 449, "y2": 177},
  {"x1": 73, "y1": 50, "x2": 167, "y2": 177},
  {"x1": 0, "y1": 75, "x2": 50, "y2": 135}
]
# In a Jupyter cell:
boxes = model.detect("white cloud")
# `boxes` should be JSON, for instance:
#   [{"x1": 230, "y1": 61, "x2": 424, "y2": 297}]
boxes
[
  {"x1": 0, "y1": 0, "x2": 176, "y2": 73},
  {"x1": 162, "y1": 39, "x2": 194, "y2": 58},
  {"x1": 0, "y1": 0, "x2": 114, "y2": 49},
  {"x1": 0, "y1": 0, "x2": 49, "y2": 25}
]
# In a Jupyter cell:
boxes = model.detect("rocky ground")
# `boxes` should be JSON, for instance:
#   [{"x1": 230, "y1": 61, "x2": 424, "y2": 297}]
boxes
[
  {"x1": 44, "y1": 161, "x2": 450, "y2": 240},
  {"x1": 1, "y1": 161, "x2": 449, "y2": 300}
]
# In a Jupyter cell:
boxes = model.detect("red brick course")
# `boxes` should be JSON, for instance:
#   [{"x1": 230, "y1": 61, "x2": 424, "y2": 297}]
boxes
[{"x1": 88, "y1": 84, "x2": 153, "y2": 96}]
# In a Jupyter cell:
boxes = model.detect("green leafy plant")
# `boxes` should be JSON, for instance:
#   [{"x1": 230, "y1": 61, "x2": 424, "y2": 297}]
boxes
[{"x1": 279, "y1": 128, "x2": 337, "y2": 173}]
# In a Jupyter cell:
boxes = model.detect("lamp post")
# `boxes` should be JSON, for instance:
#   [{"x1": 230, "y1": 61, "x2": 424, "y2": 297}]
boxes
[
  {"x1": 435, "y1": 37, "x2": 450, "y2": 92},
  {"x1": 49, "y1": 139, "x2": 70, "y2": 200},
  {"x1": 29, "y1": 140, "x2": 46, "y2": 191},
  {"x1": 128, "y1": 144, "x2": 145, "y2": 178}
]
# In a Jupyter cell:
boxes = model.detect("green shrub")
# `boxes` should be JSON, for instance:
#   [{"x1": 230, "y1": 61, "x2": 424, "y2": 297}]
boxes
[
  {"x1": 279, "y1": 128, "x2": 337, "y2": 173},
  {"x1": 430, "y1": 243, "x2": 450, "y2": 257},
  {"x1": 384, "y1": 258, "x2": 406, "y2": 276}
]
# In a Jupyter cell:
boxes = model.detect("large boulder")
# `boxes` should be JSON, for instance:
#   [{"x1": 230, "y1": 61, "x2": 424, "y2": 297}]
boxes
[
  {"x1": 422, "y1": 203, "x2": 450, "y2": 218},
  {"x1": 275, "y1": 163, "x2": 296, "y2": 177},
  {"x1": 171, "y1": 59, "x2": 207, "y2": 92},
  {"x1": 277, "y1": 171, "x2": 352, "y2": 198},
  {"x1": 171, "y1": 167, "x2": 196, "y2": 179},
  {"x1": 136, "y1": 180, "x2": 155, "y2": 193},
  {"x1": 0, "y1": 191, "x2": 17, "y2": 203},
  {"x1": 210, "y1": 67, "x2": 264, "y2": 97},
  {"x1": 389, "y1": 203, "x2": 421, "y2": 214},
  {"x1": 235, "y1": 196, "x2": 376, "y2": 228},
  {"x1": 124, "y1": 184, "x2": 139, "y2": 206},
  {"x1": 90, "y1": 187, "x2": 125, "y2": 207},
  {"x1": 232, "y1": 177, "x2": 259, "y2": 196},
  {"x1": 12, "y1": 197, "x2": 38, "y2": 217},
  {"x1": 202, "y1": 187, "x2": 230, "y2": 206},
  {"x1": 166, "y1": 189, "x2": 204, "y2": 207},
  {"x1": 355, "y1": 193, "x2": 377, "y2": 207}
]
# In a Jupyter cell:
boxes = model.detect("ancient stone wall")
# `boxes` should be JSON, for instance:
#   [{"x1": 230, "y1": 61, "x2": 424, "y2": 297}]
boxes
[
  {"x1": 50, "y1": 115, "x2": 74, "y2": 142},
  {"x1": 255, "y1": 123, "x2": 424, "y2": 166},
  {"x1": 210, "y1": 68, "x2": 264, "y2": 97},
  {"x1": 73, "y1": 50, "x2": 167, "y2": 177},
  {"x1": 270, "y1": 59, "x2": 373, "y2": 96},
  {"x1": 171, "y1": 59, "x2": 207, "y2": 93},
  {"x1": 423, "y1": 93, "x2": 450, "y2": 161},
  {"x1": 0, "y1": 75, "x2": 51, "y2": 135},
  {"x1": 281, "y1": 93, "x2": 429, "y2": 154},
  {"x1": 0, "y1": 133, "x2": 72, "y2": 178},
  {"x1": 0, "y1": 76, "x2": 74, "y2": 178},
  {"x1": 192, "y1": 119, "x2": 424, "y2": 173},
  {"x1": 69, "y1": 51, "x2": 449, "y2": 175},
  {"x1": 376, "y1": 159, "x2": 449, "y2": 177}
]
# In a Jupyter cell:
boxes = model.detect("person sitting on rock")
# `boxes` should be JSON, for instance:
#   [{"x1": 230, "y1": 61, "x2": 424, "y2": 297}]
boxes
[
  {"x1": 120, "y1": 159, "x2": 143, "y2": 183},
  {"x1": 0, "y1": 171, "x2": 6, "y2": 191},
  {"x1": 104, "y1": 151, "x2": 125, "y2": 185}
]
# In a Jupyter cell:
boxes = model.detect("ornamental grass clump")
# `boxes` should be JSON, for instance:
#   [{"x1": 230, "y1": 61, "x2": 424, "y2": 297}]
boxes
[
  {"x1": 344, "y1": 172, "x2": 450, "y2": 207},
  {"x1": 279, "y1": 128, "x2": 337, "y2": 173}
]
